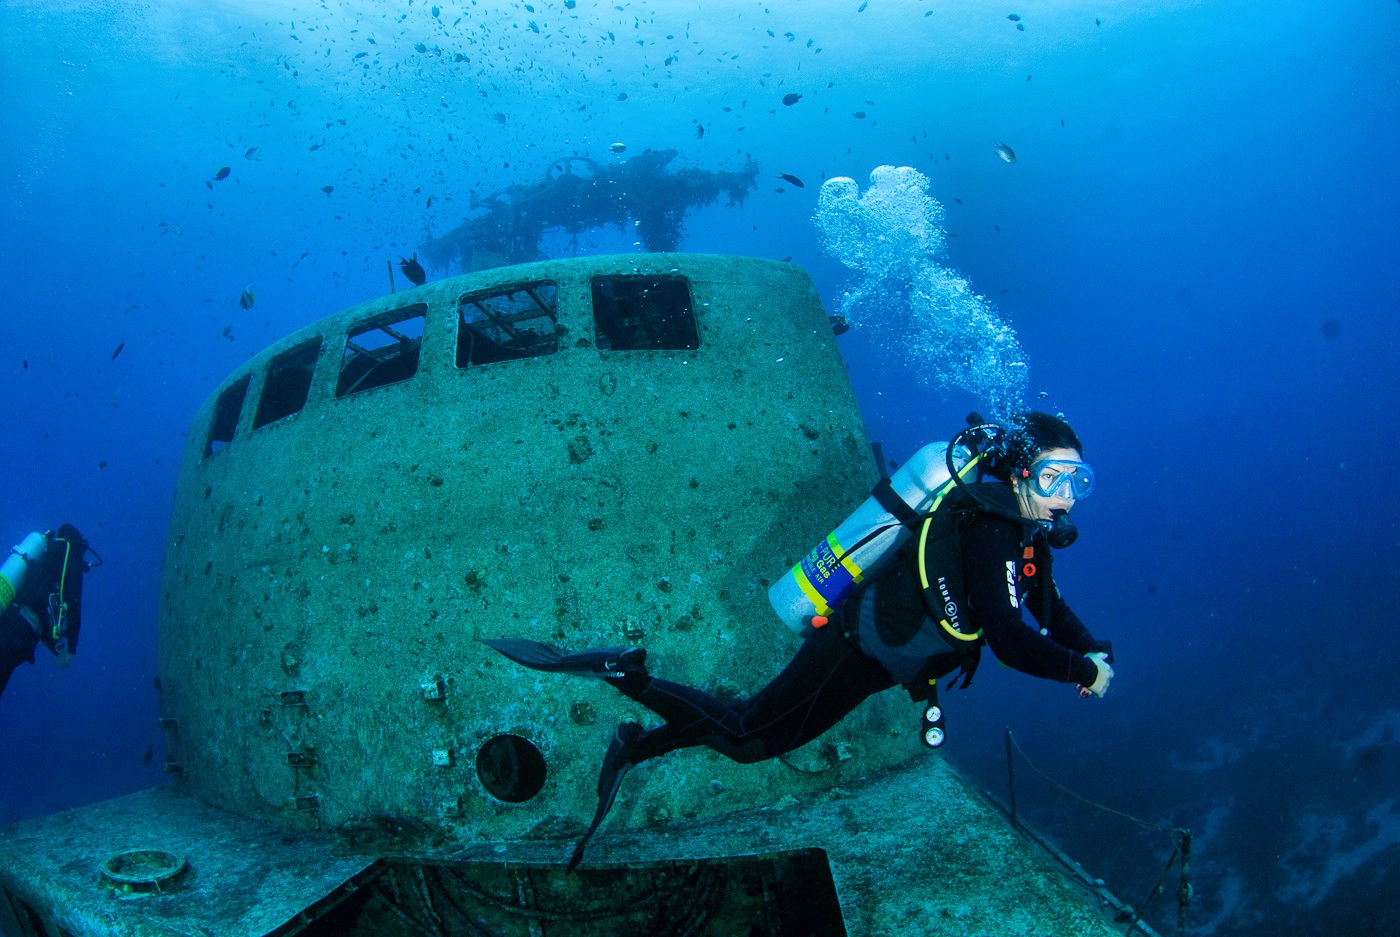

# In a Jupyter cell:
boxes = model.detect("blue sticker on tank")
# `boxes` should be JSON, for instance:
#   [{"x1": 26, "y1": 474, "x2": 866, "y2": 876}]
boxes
[{"x1": 800, "y1": 536, "x2": 858, "y2": 609}]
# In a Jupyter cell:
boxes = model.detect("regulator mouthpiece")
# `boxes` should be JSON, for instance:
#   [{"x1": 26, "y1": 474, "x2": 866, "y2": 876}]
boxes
[{"x1": 1047, "y1": 509, "x2": 1078, "y2": 549}]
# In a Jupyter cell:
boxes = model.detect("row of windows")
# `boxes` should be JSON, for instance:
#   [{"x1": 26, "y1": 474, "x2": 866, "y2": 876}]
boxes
[{"x1": 205, "y1": 275, "x2": 699, "y2": 458}]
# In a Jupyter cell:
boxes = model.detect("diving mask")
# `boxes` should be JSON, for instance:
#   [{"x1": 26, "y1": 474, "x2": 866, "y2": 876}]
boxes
[{"x1": 1026, "y1": 459, "x2": 1096, "y2": 500}]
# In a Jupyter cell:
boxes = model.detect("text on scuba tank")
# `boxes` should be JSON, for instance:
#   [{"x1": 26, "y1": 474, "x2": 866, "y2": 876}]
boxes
[{"x1": 1005, "y1": 561, "x2": 1019, "y2": 608}]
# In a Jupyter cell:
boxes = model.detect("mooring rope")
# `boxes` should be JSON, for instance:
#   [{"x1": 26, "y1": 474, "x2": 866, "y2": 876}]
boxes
[{"x1": 1004, "y1": 729, "x2": 1193, "y2": 937}]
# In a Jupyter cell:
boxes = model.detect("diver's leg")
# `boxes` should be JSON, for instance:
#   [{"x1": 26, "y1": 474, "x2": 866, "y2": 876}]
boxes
[{"x1": 610, "y1": 624, "x2": 894, "y2": 764}]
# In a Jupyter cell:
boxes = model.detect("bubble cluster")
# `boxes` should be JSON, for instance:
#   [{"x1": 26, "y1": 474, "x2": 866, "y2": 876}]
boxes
[{"x1": 815, "y1": 165, "x2": 1027, "y2": 421}]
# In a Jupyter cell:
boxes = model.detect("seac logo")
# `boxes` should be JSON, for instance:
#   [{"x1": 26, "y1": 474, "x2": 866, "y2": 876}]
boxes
[{"x1": 1005, "y1": 561, "x2": 1019, "y2": 608}]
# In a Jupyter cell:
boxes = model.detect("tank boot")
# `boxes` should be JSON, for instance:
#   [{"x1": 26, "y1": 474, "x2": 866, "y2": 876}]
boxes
[
  {"x1": 566, "y1": 721, "x2": 644, "y2": 873},
  {"x1": 480, "y1": 637, "x2": 647, "y2": 679}
]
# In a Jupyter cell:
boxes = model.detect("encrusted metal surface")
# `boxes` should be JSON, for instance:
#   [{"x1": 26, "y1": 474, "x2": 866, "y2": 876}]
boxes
[
  {"x1": 157, "y1": 253, "x2": 888, "y2": 842},
  {"x1": 0, "y1": 787, "x2": 373, "y2": 937}
]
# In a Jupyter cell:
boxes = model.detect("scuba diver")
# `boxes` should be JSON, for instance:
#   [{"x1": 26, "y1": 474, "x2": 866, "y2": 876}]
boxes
[
  {"x1": 0, "y1": 525, "x2": 97, "y2": 699},
  {"x1": 484, "y1": 411, "x2": 1114, "y2": 871}
]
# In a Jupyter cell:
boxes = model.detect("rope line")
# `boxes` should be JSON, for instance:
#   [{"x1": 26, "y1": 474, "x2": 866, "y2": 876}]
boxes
[
  {"x1": 1007, "y1": 731, "x2": 1186, "y2": 836},
  {"x1": 1004, "y1": 730, "x2": 1193, "y2": 937}
]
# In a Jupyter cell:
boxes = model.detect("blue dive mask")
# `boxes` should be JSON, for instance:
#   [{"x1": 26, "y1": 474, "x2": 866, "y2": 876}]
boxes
[{"x1": 1027, "y1": 459, "x2": 1095, "y2": 500}]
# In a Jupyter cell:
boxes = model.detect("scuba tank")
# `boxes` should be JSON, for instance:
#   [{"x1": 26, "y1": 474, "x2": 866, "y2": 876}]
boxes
[
  {"x1": 769, "y1": 442, "x2": 976, "y2": 635},
  {"x1": 0, "y1": 532, "x2": 48, "y2": 616}
]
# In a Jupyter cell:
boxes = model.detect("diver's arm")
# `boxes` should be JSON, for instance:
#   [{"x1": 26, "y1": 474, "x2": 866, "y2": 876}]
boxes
[
  {"x1": 1026, "y1": 575, "x2": 1108, "y2": 658},
  {"x1": 961, "y1": 515, "x2": 1099, "y2": 686}
]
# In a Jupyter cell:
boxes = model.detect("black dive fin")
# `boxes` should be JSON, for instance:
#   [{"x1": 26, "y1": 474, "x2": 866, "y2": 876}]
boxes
[
  {"x1": 567, "y1": 721, "x2": 644, "y2": 874},
  {"x1": 480, "y1": 637, "x2": 645, "y2": 678}
]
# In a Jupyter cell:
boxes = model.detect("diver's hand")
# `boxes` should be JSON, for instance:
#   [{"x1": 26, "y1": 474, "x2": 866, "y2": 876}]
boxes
[{"x1": 1079, "y1": 652, "x2": 1113, "y2": 698}]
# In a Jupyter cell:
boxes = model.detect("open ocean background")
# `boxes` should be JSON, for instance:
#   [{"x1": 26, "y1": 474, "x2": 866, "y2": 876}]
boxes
[{"x1": 2, "y1": 1, "x2": 1397, "y2": 934}]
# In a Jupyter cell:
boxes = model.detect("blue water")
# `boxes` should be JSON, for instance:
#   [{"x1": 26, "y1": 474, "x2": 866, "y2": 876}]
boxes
[{"x1": 2, "y1": 1, "x2": 1397, "y2": 934}]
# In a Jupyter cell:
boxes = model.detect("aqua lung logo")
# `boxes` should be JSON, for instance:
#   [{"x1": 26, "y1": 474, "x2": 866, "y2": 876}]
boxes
[
  {"x1": 1005, "y1": 561, "x2": 1019, "y2": 608},
  {"x1": 936, "y1": 576, "x2": 962, "y2": 631}
]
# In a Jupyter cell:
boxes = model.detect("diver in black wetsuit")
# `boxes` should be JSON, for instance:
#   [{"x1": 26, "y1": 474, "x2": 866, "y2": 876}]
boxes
[
  {"x1": 484, "y1": 412, "x2": 1114, "y2": 871},
  {"x1": 0, "y1": 525, "x2": 95, "y2": 699}
]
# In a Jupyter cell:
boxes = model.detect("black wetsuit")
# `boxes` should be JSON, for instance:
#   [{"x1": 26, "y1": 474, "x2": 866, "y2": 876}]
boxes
[
  {"x1": 609, "y1": 510, "x2": 1107, "y2": 765},
  {"x1": 0, "y1": 606, "x2": 41, "y2": 698}
]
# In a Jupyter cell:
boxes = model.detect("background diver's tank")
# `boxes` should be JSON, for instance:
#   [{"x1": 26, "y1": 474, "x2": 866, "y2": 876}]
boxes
[{"x1": 0, "y1": 254, "x2": 1128, "y2": 937}]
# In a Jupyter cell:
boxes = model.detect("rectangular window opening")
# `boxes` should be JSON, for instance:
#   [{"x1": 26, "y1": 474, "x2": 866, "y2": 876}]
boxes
[
  {"x1": 253, "y1": 338, "x2": 322, "y2": 430},
  {"x1": 205, "y1": 375, "x2": 250, "y2": 459},
  {"x1": 591, "y1": 275, "x2": 699, "y2": 351},
  {"x1": 337, "y1": 304, "x2": 427, "y2": 398},
  {"x1": 456, "y1": 282, "x2": 559, "y2": 368}
]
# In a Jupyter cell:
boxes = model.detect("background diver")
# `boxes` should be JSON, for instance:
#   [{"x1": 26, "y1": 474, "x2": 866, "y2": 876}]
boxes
[
  {"x1": 485, "y1": 411, "x2": 1115, "y2": 871},
  {"x1": 0, "y1": 524, "x2": 98, "y2": 699}
]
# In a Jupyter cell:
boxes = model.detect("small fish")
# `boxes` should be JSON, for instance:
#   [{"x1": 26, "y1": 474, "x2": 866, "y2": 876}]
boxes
[
  {"x1": 426, "y1": 195, "x2": 434, "y2": 208},
  {"x1": 616, "y1": 92, "x2": 628, "y2": 101},
  {"x1": 1025, "y1": 74, "x2": 1032, "y2": 82},
  {"x1": 782, "y1": 93, "x2": 802, "y2": 106},
  {"x1": 213, "y1": 166, "x2": 230, "y2": 181},
  {"x1": 143, "y1": 745, "x2": 153, "y2": 765},
  {"x1": 993, "y1": 141, "x2": 1017, "y2": 163},
  {"x1": 244, "y1": 147, "x2": 260, "y2": 160},
  {"x1": 852, "y1": 111, "x2": 866, "y2": 119},
  {"x1": 778, "y1": 173, "x2": 805, "y2": 188},
  {"x1": 695, "y1": 124, "x2": 704, "y2": 138},
  {"x1": 321, "y1": 185, "x2": 334, "y2": 194},
  {"x1": 310, "y1": 142, "x2": 323, "y2": 151},
  {"x1": 994, "y1": 224, "x2": 1001, "y2": 231},
  {"x1": 954, "y1": 198, "x2": 963, "y2": 205},
  {"x1": 1008, "y1": 13, "x2": 1021, "y2": 21},
  {"x1": 858, "y1": 1, "x2": 867, "y2": 10},
  {"x1": 609, "y1": 142, "x2": 627, "y2": 153},
  {"x1": 775, "y1": 187, "x2": 786, "y2": 194},
  {"x1": 493, "y1": 112, "x2": 507, "y2": 124},
  {"x1": 239, "y1": 287, "x2": 256, "y2": 309},
  {"x1": 21, "y1": 358, "x2": 27, "y2": 371},
  {"x1": 98, "y1": 461, "x2": 107, "y2": 469},
  {"x1": 1016, "y1": 23, "x2": 1025, "y2": 31},
  {"x1": 111, "y1": 342, "x2": 125, "y2": 360},
  {"x1": 1096, "y1": 18, "x2": 1101, "y2": 26},
  {"x1": 222, "y1": 325, "x2": 233, "y2": 339},
  {"x1": 399, "y1": 254, "x2": 426, "y2": 286}
]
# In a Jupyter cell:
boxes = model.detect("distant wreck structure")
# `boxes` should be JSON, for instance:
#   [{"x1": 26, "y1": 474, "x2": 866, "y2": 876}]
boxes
[{"x1": 420, "y1": 149, "x2": 758, "y2": 272}]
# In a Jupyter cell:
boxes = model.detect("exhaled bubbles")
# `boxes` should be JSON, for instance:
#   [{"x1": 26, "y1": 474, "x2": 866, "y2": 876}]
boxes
[{"x1": 815, "y1": 165, "x2": 1028, "y2": 421}]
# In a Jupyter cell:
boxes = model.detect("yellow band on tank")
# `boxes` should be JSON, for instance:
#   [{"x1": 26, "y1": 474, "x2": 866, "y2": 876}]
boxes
[
  {"x1": 0, "y1": 574, "x2": 14, "y2": 611},
  {"x1": 793, "y1": 567, "x2": 834, "y2": 616}
]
